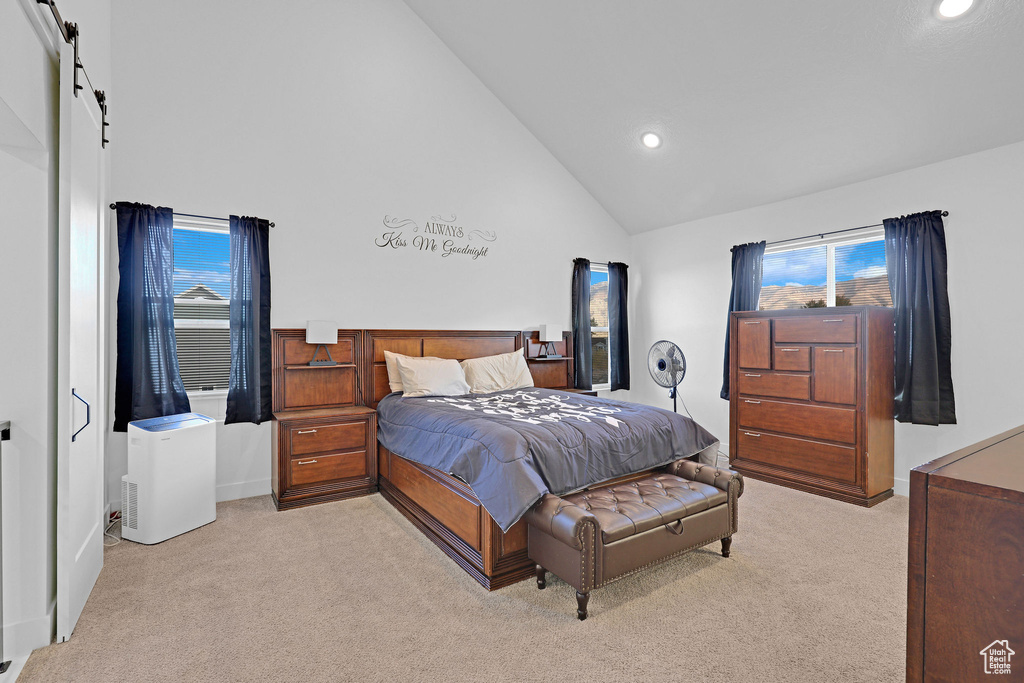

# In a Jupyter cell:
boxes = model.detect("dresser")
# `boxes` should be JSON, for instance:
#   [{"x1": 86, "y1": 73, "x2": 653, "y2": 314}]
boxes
[
  {"x1": 271, "y1": 329, "x2": 378, "y2": 510},
  {"x1": 728, "y1": 306, "x2": 894, "y2": 506},
  {"x1": 907, "y1": 425, "x2": 1024, "y2": 682}
]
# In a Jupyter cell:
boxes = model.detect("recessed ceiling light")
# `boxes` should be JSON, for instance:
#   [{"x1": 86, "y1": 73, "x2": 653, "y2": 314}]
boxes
[
  {"x1": 938, "y1": 0, "x2": 974, "y2": 18},
  {"x1": 641, "y1": 132, "x2": 661, "y2": 149}
]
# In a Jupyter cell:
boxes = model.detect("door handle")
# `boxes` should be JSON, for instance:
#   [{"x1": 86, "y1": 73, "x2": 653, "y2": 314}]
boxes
[{"x1": 71, "y1": 388, "x2": 90, "y2": 442}]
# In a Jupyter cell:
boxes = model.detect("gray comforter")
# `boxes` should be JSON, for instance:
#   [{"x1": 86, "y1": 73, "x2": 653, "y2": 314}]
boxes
[{"x1": 376, "y1": 388, "x2": 718, "y2": 531}]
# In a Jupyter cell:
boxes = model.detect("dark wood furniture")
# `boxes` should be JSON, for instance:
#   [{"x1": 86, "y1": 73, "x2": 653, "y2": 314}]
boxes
[
  {"x1": 907, "y1": 425, "x2": 1024, "y2": 682},
  {"x1": 272, "y1": 328, "x2": 362, "y2": 412},
  {"x1": 365, "y1": 329, "x2": 606, "y2": 590},
  {"x1": 728, "y1": 306, "x2": 895, "y2": 506},
  {"x1": 272, "y1": 407, "x2": 377, "y2": 509},
  {"x1": 365, "y1": 330, "x2": 535, "y2": 589},
  {"x1": 271, "y1": 329, "x2": 377, "y2": 509},
  {"x1": 522, "y1": 329, "x2": 575, "y2": 390}
]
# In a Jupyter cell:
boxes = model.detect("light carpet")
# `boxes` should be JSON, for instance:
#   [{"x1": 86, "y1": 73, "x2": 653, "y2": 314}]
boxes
[{"x1": 20, "y1": 479, "x2": 909, "y2": 682}]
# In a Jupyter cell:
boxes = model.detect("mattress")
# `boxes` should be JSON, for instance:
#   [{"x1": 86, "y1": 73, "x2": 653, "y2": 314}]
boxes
[{"x1": 376, "y1": 388, "x2": 718, "y2": 531}]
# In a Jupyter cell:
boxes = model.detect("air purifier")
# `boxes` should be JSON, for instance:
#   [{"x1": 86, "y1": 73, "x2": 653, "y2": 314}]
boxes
[{"x1": 122, "y1": 413, "x2": 216, "y2": 544}]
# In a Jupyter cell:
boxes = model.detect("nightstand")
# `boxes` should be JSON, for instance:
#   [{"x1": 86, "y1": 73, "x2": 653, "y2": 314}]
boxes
[{"x1": 271, "y1": 406, "x2": 377, "y2": 510}]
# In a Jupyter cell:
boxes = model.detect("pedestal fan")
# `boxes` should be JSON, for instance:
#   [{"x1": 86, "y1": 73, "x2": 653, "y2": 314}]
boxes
[{"x1": 647, "y1": 340, "x2": 687, "y2": 413}]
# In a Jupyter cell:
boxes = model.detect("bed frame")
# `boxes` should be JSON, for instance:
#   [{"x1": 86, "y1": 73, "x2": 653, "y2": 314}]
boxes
[{"x1": 364, "y1": 330, "x2": 543, "y2": 589}]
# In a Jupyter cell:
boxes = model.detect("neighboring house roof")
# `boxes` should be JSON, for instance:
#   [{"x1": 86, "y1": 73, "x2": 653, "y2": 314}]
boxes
[{"x1": 177, "y1": 283, "x2": 226, "y2": 300}]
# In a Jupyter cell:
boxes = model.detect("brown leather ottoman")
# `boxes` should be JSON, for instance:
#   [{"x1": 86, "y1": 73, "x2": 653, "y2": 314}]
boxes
[{"x1": 525, "y1": 460, "x2": 743, "y2": 619}]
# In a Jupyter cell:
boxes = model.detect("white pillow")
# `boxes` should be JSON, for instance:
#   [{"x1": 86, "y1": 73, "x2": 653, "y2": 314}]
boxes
[
  {"x1": 383, "y1": 350, "x2": 443, "y2": 393},
  {"x1": 460, "y1": 347, "x2": 535, "y2": 394},
  {"x1": 395, "y1": 355, "x2": 471, "y2": 398}
]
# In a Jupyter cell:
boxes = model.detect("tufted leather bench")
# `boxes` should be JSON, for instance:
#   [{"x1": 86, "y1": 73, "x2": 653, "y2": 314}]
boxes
[{"x1": 525, "y1": 460, "x2": 743, "y2": 619}]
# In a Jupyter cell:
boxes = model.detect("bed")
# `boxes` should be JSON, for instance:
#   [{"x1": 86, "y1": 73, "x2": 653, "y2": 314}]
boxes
[{"x1": 364, "y1": 329, "x2": 719, "y2": 589}]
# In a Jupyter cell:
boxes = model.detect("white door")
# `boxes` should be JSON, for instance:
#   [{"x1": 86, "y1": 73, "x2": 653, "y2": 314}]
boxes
[{"x1": 56, "y1": 40, "x2": 107, "y2": 642}]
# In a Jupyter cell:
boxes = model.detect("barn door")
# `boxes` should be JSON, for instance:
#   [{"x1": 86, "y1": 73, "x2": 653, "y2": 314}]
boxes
[{"x1": 55, "y1": 40, "x2": 107, "y2": 642}]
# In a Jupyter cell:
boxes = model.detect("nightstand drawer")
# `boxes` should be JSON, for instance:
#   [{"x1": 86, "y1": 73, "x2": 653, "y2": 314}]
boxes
[
  {"x1": 289, "y1": 451, "x2": 368, "y2": 487},
  {"x1": 289, "y1": 421, "x2": 367, "y2": 456}
]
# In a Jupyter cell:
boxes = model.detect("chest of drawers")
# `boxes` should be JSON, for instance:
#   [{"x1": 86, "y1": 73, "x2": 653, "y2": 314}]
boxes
[{"x1": 728, "y1": 306, "x2": 894, "y2": 506}]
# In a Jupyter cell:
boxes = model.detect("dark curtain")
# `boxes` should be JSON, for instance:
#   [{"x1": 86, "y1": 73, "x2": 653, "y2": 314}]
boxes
[
  {"x1": 884, "y1": 210, "x2": 956, "y2": 425},
  {"x1": 608, "y1": 262, "x2": 630, "y2": 391},
  {"x1": 720, "y1": 241, "x2": 766, "y2": 400},
  {"x1": 225, "y1": 216, "x2": 272, "y2": 425},
  {"x1": 113, "y1": 202, "x2": 191, "y2": 431},
  {"x1": 571, "y1": 258, "x2": 592, "y2": 391}
]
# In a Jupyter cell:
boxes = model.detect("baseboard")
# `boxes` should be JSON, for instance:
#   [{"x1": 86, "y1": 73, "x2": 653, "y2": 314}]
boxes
[
  {"x1": 216, "y1": 478, "x2": 270, "y2": 503},
  {"x1": 3, "y1": 600, "x2": 54, "y2": 661},
  {"x1": 108, "y1": 478, "x2": 271, "y2": 511},
  {"x1": 894, "y1": 476, "x2": 910, "y2": 498},
  {"x1": 0, "y1": 656, "x2": 27, "y2": 682}
]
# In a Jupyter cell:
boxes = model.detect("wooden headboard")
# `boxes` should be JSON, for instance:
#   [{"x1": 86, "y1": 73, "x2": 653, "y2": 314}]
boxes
[
  {"x1": 272, "y1": 328, "x2": 363, "y2": 413},
  {"x1": 362, "y1": 330, "x2": 523, "y2": 408},
  {"x1": 272, "y1": 328, "x2": 578, "y2": 412}
]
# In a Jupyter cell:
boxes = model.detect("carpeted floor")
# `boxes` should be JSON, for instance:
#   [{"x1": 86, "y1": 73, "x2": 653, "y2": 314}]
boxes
[{"x1": 20, "y1": 478, "x2": 909, "y2": 683}]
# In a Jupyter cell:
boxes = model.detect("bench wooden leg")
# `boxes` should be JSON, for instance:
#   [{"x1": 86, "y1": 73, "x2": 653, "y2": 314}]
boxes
[
  {"x1": 576, "y1": 591, "x2": 589, "y2": 620},
  {"x1": 536, "y1": 565, "x2": 546, "y2": 590},
  {"x1": 721, "y1": 536, "x2": 732, "y2": 558}
]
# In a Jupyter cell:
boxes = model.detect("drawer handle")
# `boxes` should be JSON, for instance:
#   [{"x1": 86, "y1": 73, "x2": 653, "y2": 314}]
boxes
[
  {"x1": 296, "y1": 459, "x2": 318, "y2": 465},
  {"x1": 779, "y1": 348, "x2": 799, "y2": 352},
  {"x1": 744, "y1": 432, "x2": 761, "y2": 437},
  {"x1": 822, "y1": 319, "x2": 844, "y2": 323},
  {"x1": 744, "y1": 400, "x2": 761, "y2": 404},
  {"x1": 744, "y1": 373, "x2": 761, "y2": 377},
  {"x1": 743, "y1": 321, "x2": 762, "y2": 325},
  {"x1": 296, "y1": 429, "x2": 318, "y2": 434},
  {"x1": 823, "y1": 349, "x2": 845, "y2": 353}
]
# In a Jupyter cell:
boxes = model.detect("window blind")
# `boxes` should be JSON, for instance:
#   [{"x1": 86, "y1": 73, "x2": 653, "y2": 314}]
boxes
[
  {"x1": 172, "y1": 222, "x2": 231, "y2": 392},
  {"x1": 760, "y1": 230, "x2": 891, "y2": 310}
]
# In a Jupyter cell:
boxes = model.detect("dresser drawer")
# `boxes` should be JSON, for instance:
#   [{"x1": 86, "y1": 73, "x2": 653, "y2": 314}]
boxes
[
  {"x1": 738, "y1": 398, "x2": 856, "y2": 444},
  {"x1": 289, "y1": 421, "x2": 367, "y2": 456},
  {"x1": 289, "y1": 450, "x2": 368, "y2": 487},
  {"x1": 736, "y1": 318, "x2": 771, "y2": 369},
  {"x1": 774, "y1": 315, "x2": 857, "y2": 344},
  {"x1": 736, "y1": 430, "x2": 856, "y2": 483},
  {"x1": 737, "y1": 372, "x2": 810, "y2": 400},
  {"x1": 813, "y1": 347, "x2": 857, "y2": 404},
  {"x1": 774, "y1": 346, "x2": 810, "y2": 371}
]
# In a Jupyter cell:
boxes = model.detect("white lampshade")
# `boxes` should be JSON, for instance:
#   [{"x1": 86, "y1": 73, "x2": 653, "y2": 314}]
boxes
[
  {"x1": 539, "y1": 324, "x2": 563, "y2": 342},
  {"x1": 305, "y1": 320, "x2": 339, "y2": 345}
]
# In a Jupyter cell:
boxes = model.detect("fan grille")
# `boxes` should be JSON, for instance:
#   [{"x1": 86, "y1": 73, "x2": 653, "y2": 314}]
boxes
[{"x1": 648, "y1": 340, "x2": 687, "y2": 388}]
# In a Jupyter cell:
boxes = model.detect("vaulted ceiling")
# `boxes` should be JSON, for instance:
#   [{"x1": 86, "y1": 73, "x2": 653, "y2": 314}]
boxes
[{"x1": 403, "y1": 0, "x2": 1024, "y2": 233}]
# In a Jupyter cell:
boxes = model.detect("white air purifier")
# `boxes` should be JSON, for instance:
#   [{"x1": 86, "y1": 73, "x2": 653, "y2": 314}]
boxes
[{"x1": 122, "y1": 413, "x2": 216, "y2": 544}]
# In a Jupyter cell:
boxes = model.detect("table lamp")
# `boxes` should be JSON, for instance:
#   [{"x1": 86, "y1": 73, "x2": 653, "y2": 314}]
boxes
[
  {"x1": 538, "y1": 324, "x2": 563, "y2": 359},
  {"x1": 306, "y1": 320, "x2": 339, "y2": 366}
]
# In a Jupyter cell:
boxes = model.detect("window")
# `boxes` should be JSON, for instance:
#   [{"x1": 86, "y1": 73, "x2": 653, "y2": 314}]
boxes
[
  {"x1": 759, "y1": 229, "x2": 892, "y2": 310},
  {"x1": 172, "y1": 219, "x2": 231, "y2": 393},
  {"x1": 590, "y1": 264, "x2": 610, "y2": 389}
]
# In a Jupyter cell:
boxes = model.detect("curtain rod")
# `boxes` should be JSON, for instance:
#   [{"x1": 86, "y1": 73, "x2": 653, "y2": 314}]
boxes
[
  {"x1": 765, "y1": 211, "x2": 947, "y2": 247},
  {"x1": 109, "y1": 205, "x2": 276, "y2": 228}
]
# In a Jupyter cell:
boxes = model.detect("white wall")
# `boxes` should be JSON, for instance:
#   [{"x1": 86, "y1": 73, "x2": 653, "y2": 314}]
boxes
[
  {"x1": 631, "y1": 141, "x2": 1024, "y2": 494},
  {"x1": 0, "y1": 0, "x2": 110, "y2": 664},
  {"x1": 107, "y1": 0, "x2": 632, "y2": 508}
]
